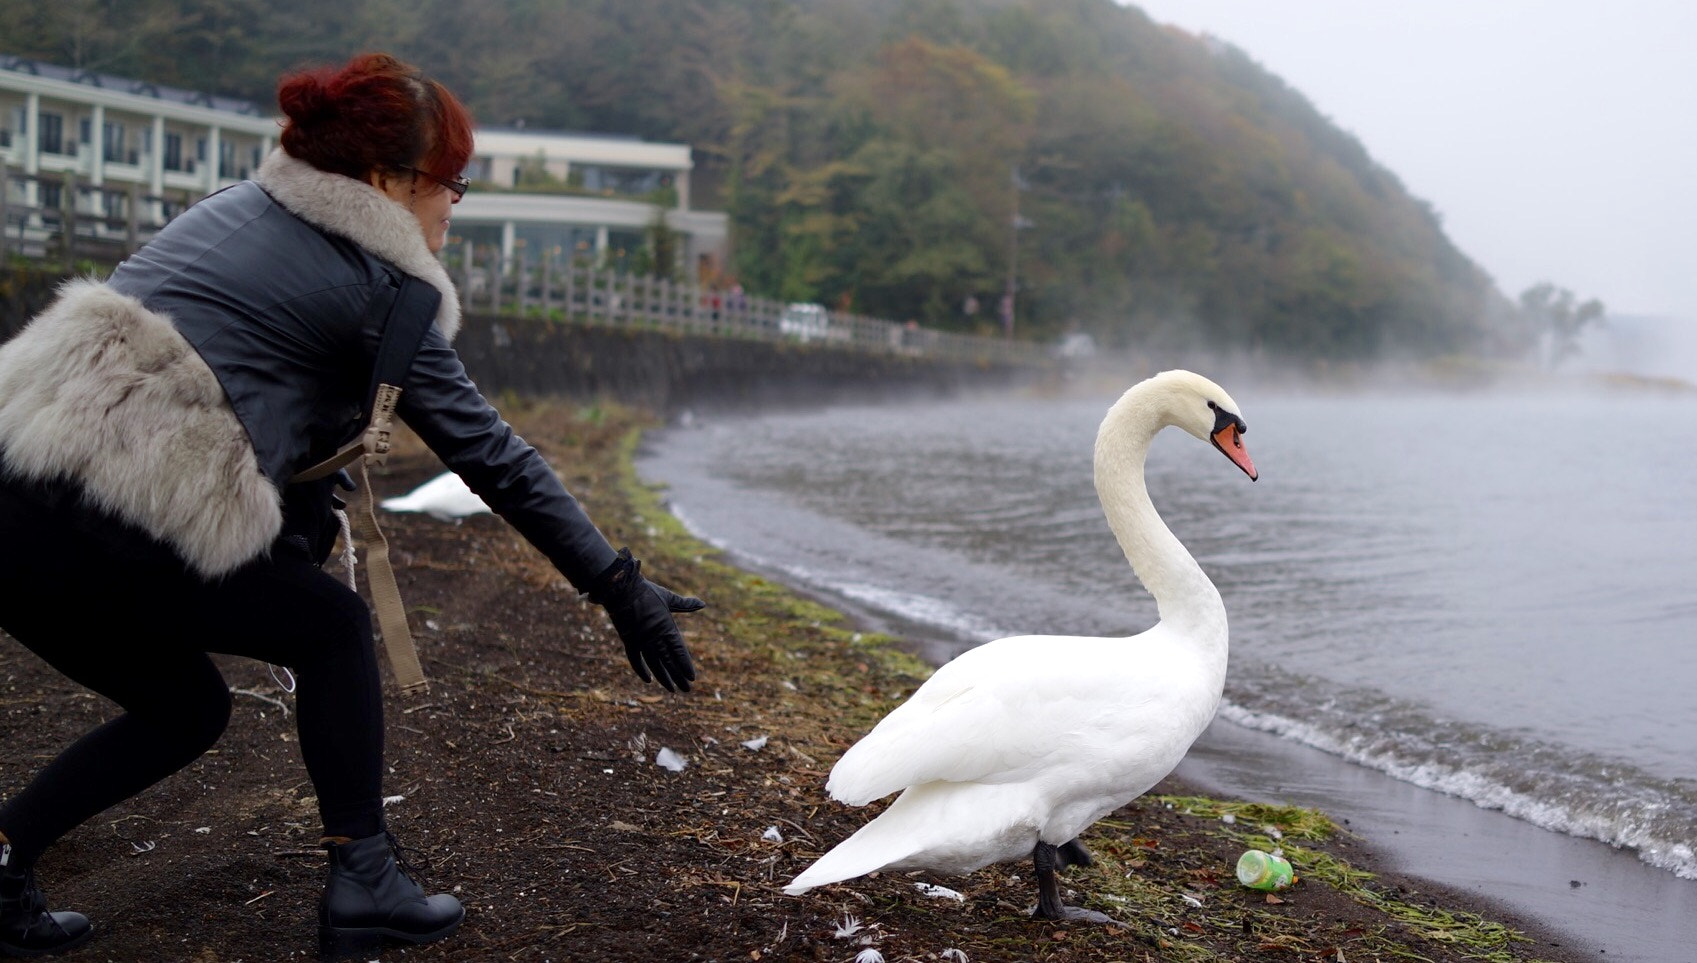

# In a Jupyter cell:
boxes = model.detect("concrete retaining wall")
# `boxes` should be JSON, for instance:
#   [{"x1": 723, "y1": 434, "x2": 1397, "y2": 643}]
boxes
[{"x1": 455, "y1": 314, "x2": 1048, "y2": 414}]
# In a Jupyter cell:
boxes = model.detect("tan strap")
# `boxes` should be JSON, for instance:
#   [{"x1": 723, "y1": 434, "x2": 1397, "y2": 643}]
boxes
[
  {"x1": 290, "y1": 382, "x2": 426, "y2": 693},
  {"x1": 289, "y1": 440, "x2": 364, "y2": 483},
  {"x1": 290, "y1": 382, "x2": 404, "y2": 484},
  {"x1": 362, "y1": 384, "x2": 402, "y2": 468},
  {"x1": 354, "y1": 457, "x2": 428, "y2": 693}
]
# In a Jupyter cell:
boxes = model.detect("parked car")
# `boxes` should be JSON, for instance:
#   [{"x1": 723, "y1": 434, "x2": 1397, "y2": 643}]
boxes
[
  {"x1": 1053, "y1": 331, "x2": 1097, "y2": 359},
  {"x1": 778, "y1": 302, "x2": 830, "y2": 342}
]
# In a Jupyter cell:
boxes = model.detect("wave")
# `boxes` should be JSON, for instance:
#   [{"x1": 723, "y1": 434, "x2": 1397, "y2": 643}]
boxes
[{"x1": 1218, "y1": 664, "x2": 1697, "y2": 880}]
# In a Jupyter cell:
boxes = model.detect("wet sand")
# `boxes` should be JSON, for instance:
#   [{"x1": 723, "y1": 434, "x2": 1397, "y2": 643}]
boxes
[{"x1": 1188, "y1": 719, "x2": 1696, "y2": 962}]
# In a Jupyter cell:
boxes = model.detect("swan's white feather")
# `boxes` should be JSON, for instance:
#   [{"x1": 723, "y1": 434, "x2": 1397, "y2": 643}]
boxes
[
  {"x1": 784, "y1": 370, "x2": 1248, "y2": 899},
  {"x1": 826, "y1": 627, "x2": 1215, "y2": 807},
  {"x1": 790, "y1": 630, "x2": 1221, "y2": 893}
]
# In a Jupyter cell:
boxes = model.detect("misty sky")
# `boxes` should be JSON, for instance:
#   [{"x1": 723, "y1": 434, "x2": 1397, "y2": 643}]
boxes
[{"x1": 1128, "y1": 0, "x2": 1697, "y2": 324}]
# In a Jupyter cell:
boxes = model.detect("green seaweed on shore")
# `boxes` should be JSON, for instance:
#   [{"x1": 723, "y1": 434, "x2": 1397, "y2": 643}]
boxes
[
  {"x1": 1084, "y1": 800, "x2": 1541, "y2": 963},
  {"x1": 1155, "y1": 794, "x2": 1341, "y2": 842},
  {"x1": 1146, "y1": 796, "x2": 1537, "y2": 962}
]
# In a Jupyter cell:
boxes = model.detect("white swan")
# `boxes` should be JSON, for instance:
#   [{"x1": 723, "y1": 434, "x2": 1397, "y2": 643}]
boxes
[
  {"x1": 783, "y1": 370, "x2": 1257, "y2": 922},
  {"x1": 379, "y1": 471, "x2": 492, "y2": 522}
]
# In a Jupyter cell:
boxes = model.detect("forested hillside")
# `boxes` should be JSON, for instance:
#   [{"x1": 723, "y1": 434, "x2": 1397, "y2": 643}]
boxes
[{"x1": 3, "y1": 0, "x2": 1526, "y2": 360}]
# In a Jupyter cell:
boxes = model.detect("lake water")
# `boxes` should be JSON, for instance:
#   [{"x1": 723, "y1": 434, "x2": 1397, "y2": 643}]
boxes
[{"x1": 637, "y1": 378, "x2": 1697, "y2": 955}]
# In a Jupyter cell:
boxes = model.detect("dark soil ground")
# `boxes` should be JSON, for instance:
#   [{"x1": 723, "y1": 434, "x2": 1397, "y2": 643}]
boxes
[{"x1": 2, "y1": 401, "x2": 1591, "y2": 963}]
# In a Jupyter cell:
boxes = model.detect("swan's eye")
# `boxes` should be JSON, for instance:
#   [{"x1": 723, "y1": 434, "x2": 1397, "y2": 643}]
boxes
[{"x1": 1206, "y1": 400, "x2": 1218, "y2": 410}]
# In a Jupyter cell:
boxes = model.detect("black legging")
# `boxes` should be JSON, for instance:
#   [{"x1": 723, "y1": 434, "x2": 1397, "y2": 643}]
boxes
[{"x1": 0, "y1": 477, "x2": 385, "y2": 869}]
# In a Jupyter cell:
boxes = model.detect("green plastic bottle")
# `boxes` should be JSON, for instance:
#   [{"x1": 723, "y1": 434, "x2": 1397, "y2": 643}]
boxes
[{"x1": 1235, "y1": 849, "x2": 1295, "y2": 891}]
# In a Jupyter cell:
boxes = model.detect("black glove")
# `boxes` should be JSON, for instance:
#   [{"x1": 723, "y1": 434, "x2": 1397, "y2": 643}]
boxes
[{"x1": 588, "y1": 548, "x2": 705, "y2": 692}]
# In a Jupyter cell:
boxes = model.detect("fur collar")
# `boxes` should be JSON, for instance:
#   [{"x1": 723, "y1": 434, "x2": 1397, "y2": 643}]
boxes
[{"x1": 255, "y1": 149, "x2": 461, "y2": 340}]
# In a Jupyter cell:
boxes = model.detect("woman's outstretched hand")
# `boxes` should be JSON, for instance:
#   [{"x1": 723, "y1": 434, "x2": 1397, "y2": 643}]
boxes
[{"x1": 589, "y1": 549, "x2": 705, "y2": 692}]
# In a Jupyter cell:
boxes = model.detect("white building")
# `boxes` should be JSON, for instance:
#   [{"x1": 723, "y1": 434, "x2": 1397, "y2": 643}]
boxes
[
  {"x1": 452, "y1": 127, "x2": 728, "y2": 282},
  {"x1": 1, "y1": 56, "x2": 729, "y2": 280},
  {"x1": 0, "y1": 55, "x2": 277, "y2": 239}
]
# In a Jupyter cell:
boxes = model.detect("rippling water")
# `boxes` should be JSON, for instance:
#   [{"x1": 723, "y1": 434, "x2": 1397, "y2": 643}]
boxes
[{"x1": 639, "y1": 385, "x2": 1697, "y2": 880}]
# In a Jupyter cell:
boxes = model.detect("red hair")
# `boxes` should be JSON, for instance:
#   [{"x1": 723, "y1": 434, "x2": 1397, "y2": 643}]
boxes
[{"x1": 276, "y1": 53, "x2": 474, "y2": 184}]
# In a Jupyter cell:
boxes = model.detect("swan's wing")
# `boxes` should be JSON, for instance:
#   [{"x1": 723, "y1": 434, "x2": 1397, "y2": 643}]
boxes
[{"x1": 825, "y1": 633, "x2": 1185, "y2": 805}]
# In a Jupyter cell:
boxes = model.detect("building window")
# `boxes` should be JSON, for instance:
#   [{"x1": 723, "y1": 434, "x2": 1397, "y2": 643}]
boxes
[
  {"x1": 103, "y1": 122, "x2": 127, "y2": 163},
  {"x1": 219, "y1": 140, "x2": 236, "y2": 178},
  {"x1": 163, "y1": 132, "x2": 182, "y2": 171},
  {"x1": 79, "y1": 118, "x2": 91, "y2": 147},
  {"x1": 39, "y1": 181, "x2": 62, "y2": 214},
  {"x1": 576, "y1": 164, "x2": 667, "y2": 197},
  {"x1": 605, "y1": 228, "x2": 647, "y2": 264},
  {"x1": 39, "y1": 113, "x2": 63, "y2": 155}
]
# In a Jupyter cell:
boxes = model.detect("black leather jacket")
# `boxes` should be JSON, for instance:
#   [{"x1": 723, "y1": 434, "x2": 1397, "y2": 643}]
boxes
[{"x1": 98, "y1": 175, "x2": 616, "y2": 587}]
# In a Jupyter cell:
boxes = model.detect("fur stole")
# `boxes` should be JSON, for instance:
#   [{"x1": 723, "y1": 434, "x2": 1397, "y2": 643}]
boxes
[
  {"x1": 0, "y1": 280, "x2": 281, "y2": 577},
  {"x1": 254, "y1": 150, "x2": 461, "y2": 340}
]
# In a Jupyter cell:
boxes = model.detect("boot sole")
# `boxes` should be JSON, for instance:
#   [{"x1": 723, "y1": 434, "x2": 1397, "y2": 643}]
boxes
[
  {"x1": 0, "y1": 923, "x2": 95, "y2": 959},
  {"x1": 317, "y1": 910, "x2": 464, "y2": 958}
]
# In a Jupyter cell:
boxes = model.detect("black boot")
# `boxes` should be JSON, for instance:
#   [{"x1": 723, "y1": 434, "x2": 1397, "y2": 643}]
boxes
[
  {"x1": 0, "y1": 867, "x2": 93, "y2": 959},
  {"x1": 318, "y1": 832, "x2": 463, "y2": 956}
]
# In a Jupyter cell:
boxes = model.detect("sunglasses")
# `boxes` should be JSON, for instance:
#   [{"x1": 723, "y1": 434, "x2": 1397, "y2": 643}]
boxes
[{"x1": 406, "y1": 167, "x2": 470, "y2": 199}]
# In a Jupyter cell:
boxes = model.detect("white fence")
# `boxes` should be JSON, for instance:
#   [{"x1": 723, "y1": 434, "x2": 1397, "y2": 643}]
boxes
[
  {"x1": 0, "y1": 165, "x2": 158, "y2": 267},
  {"x1": 449, "y1": 242, "x2": 1050, "y2": 367}
]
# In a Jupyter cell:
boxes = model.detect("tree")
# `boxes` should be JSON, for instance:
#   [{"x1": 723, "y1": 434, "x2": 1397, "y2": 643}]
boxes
[
  {"x1": 1517, "y1": 282, "x2": 1606, "y2": 368},
  {"x1": 818, "y1": 37, "x2": 1033, "y2": 325}
]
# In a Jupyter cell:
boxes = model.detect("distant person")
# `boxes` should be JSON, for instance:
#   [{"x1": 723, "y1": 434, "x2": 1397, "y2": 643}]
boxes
[{"x1": 0, "y1": 52, "x2": 702, "y2": 957}]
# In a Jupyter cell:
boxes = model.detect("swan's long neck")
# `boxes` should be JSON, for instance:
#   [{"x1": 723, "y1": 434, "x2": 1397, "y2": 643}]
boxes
[{"x1": 1094, "y1": 389, "x2": 1227, "y2": 650}]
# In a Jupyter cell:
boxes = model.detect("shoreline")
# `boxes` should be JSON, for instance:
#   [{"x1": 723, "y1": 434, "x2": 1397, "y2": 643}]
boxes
[
  {"x1": 645, "y1": 432, "x2": 1696, "y2": 963},
  {"x1": 1178, "y1": 722, "x2": 1697, "y2": 963}
]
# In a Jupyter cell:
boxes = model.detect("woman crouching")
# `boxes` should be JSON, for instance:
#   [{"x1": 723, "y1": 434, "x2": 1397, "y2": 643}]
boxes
[{"x1": 0, "y1": 52, "x2": 701, "y2": 957}]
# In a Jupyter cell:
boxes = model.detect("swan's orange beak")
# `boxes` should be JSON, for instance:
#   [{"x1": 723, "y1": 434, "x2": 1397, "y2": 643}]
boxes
[{"x1": 1212, "y1": 424, "x2": 1257, "y2": 481}]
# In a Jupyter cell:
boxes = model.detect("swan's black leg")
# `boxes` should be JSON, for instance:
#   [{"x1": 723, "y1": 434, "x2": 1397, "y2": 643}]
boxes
[
  {"x1": 1031, "y1": 841, "x2": 1125, "y2": 926},
  {"x1": 1056, "y1": 838, "x2": 1093, "y2": 869}
]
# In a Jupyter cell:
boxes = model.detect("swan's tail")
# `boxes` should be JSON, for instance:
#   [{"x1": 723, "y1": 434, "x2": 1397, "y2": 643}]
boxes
[
  {"x1": 783, "y1": 809, "x2": 920, "y2": 895},
  {"x1": 785, "y1": 784, "x2": 1020, "y2": 896}
]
